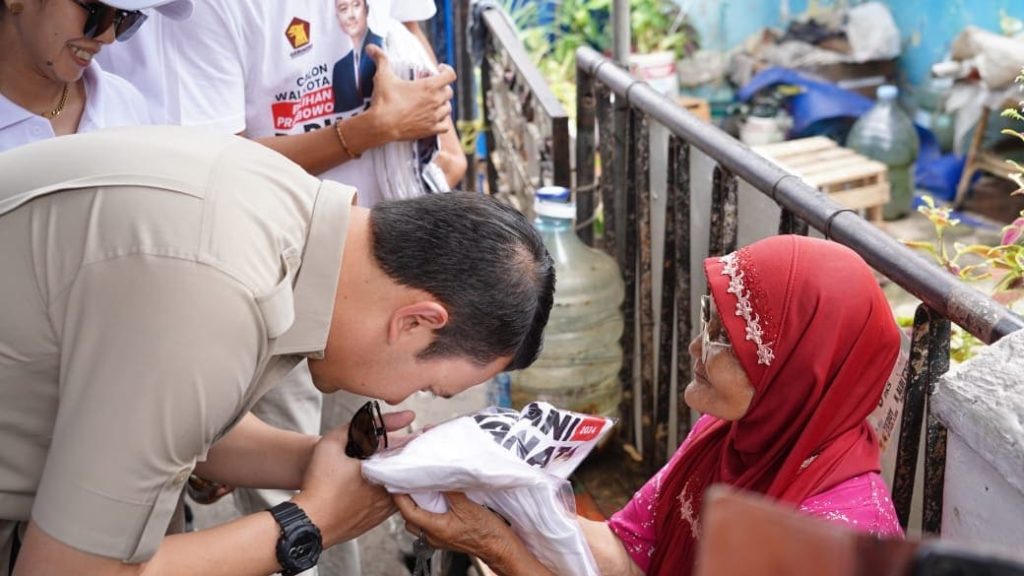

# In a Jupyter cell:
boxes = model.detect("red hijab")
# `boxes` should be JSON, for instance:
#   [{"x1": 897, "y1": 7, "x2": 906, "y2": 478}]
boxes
[{"x1": 647, "y1": 235, "x2": 900, "y2": 575}]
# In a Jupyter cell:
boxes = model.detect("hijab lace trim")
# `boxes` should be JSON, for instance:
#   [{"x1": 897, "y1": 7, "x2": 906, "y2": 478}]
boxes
[{"x1": 720, "y1": 252, "x2": 775, "y2": 366}]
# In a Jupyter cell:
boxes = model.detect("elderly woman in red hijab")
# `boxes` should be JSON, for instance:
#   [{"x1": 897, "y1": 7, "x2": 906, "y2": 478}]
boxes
[{"x1": 395, "y1": 234, "x2": 904, "y2": 576}]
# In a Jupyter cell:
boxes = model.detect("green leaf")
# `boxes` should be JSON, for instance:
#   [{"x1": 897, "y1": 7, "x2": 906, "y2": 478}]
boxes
[{"x1": 903, "y1": 240, "x2": 938, "y2": 255}]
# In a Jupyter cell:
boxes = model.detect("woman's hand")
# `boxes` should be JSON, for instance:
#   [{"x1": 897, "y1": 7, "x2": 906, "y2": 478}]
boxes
[
  {"x1": 395, "y1": 492, "x2": 511, "y2": 558},
  {"x1": 394, "y1": 492, "x2": 555, "y2": 576}
]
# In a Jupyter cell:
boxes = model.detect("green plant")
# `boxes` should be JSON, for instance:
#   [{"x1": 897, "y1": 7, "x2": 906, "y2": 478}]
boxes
[
  {"x1": 901, "y1": 69, "x2": 1024, "y2": 361},
  {"x1": 503, "y1": 0, "x2": 699, "y2": 115},
  {"x1": 630, "y1": 0, "x2": 699, "y2": 60}
]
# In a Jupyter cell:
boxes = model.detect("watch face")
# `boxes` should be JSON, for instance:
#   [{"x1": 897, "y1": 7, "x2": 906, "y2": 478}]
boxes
[{"x1": 286, "y1": 525, "x2": 322, "y2": 568}]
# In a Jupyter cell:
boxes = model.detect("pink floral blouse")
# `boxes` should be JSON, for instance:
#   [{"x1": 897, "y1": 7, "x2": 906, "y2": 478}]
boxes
[{"x1": 607, "y1": 416, "x2": 903, "y2": 573}]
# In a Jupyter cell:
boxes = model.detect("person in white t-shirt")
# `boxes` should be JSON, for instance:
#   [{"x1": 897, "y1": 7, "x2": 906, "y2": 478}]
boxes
[
  {"x1": 93, "y1": 12, "x2": 183, "y2": 124},
  {"x1": 0, "y1": 0, "x2": 190, "y2": 150}
]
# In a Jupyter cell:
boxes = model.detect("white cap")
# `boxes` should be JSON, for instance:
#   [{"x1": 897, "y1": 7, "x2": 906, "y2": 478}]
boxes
[
  {"x1": 534, "y1": 187, "x2": 576, "y2": 219},
  {"x1": 105, "y1": 0, "x2": 194, "y2": 20},
  {"x1": 877, "y1": 85, "x2": 899, "y2": 101}
]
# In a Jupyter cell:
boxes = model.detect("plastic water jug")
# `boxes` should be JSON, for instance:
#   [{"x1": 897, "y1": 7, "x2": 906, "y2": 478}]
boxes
[
  {"x1": 509, "y1": 187, "x2": 625, "y2": 419},
  {"x1": 846, "y1": 85, "x2": 920, "y2": 220},
  {"x1": 914, "y1": 76, "x2": 955, "y2": 152}
]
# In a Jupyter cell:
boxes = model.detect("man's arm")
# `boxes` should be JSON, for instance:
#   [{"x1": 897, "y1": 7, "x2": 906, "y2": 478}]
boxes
[
  {"x1": 192, "y1": 412, "x2": 317, "y2": 490},
  {"x1": 252, "y1": 47, "x2": 456, "y2": 176},
  {"x1": 172, "y1": 0, "x2": 455, "y2": 176},
  {"x1": 14, "y1": 418, "x2": 413, "y2": 576}
]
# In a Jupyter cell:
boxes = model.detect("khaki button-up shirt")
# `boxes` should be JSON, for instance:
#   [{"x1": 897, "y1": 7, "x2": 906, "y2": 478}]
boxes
[{"x1": 0, "y1": 126, "x2": 353, "y2": 568}]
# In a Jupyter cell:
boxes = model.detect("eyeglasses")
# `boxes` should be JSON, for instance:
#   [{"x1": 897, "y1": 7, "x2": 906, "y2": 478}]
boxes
[
  {"x1": 700, "y1": 294, "x2": 732, "y2": 365},
  {"x1": 345, "y1": 400, "x2": 388, "y2": 459},
  {"x1": 70, "y1": 0, "x2": 148, "y2": 42}
]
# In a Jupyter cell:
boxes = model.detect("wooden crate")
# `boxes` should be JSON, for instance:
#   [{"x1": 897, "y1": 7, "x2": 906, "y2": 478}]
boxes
[
  {"x1": 678, "y1": 96, "x2": 711, "y2": 123},
  {"x1": 752, "y1": 137, "x2": 890, "y2": 223}
]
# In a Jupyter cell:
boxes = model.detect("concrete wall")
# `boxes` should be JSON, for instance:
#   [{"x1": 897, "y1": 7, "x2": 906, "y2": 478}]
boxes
[{"x1": 932, "y1": 328, "x2": 1024, "y2": 559}]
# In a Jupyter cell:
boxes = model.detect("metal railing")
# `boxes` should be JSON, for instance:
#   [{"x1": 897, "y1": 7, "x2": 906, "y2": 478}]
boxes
[
  {"x1": 574, "y1": 46, "x2": 1024, "y2": 535},
  {"x1": 453, "y1": 2, "x2": 1024, "y2": 536},
  {"x1": 457, "y1": 3, "x2": 570, "y2": 213}
]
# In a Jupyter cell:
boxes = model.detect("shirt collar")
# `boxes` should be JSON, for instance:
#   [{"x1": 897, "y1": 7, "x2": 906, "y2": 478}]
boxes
[
  {"x1": 0, "y1": 61, "x2": 102, "y2": 132},
  {"x1": 274, "y1": 180, "x2": 355, "y2": 357},
  {"x1": 0, "y1": 88, "x2": 41, "y2": 131},
  {"x1": 76, "y1": 61, "x2": 103, "y2": 133}
]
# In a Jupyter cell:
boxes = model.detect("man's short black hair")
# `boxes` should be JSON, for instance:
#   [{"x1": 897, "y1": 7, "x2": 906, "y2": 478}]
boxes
[{"x1": 369, "y1": 192, "x2": 555, "y2": 370}]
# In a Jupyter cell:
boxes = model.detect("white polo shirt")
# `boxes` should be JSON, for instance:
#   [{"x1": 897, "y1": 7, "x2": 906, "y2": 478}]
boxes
[
  {"x1": 165, "y1": 0, "x2": 435, "y2": 207},
  {"x1": 0, "y1": 126, "x2": 352, "y2": 567},
  {"x1": 0, "y1": 61, "x2": 150, "y2": 153}
]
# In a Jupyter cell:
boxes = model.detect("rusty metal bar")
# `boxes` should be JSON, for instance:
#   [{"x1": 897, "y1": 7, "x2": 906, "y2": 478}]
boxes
[
  {"x1": 778, "y1": 209, "x2": 810, "y2": 236},
  {"x1": 576, "y1": 46, "x2": 1024, "y2": 344},
  {"x1": 633, "y1": 112, "x2": 656, "y2": 469},
  {"x1": 454, "y1": 0, "x2": 475, "y2": 191},
  {"x1": 923, "y1": 414, "x2": 949, "y2": 535},
  {"x1": 670, "y1": 138, "x2": 693, "y2": 446},
  {"x1": 893, "y1": 304, "x2": 940, "y2": 529},
  {"x1": 595, "y1": 83, "x2": 630, "y2": 444},
  {"x1": 659, "y1": 138, "x2": 692, "y2": 448},
  {"x1": 480, "y1": 34, "x2": 499, "y2": 198},
  {"x1": 617, "y1": 106, "x2": 638, "y2": 450},
  {"x1": 922, "y1": 317, "x2": 951, "y2": 535},
  {"x1": 597, "y1": 84, "x2": 617, "y2": 256},
  {"x1": 708, "y1": 166, "x2": 739, "y2": 258},
  {"x1": 576, "y1": 68, "x2": 597, "y2": 246}
]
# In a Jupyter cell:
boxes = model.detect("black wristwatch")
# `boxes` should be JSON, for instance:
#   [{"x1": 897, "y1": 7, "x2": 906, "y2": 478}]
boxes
[{"x1": 268, "y1": 502, "x2": 323, "y2": 576}]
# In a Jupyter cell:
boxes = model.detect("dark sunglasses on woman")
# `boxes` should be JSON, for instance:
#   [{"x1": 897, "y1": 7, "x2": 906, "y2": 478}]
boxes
[
  {"x1": 70, "y1": 0, "x2": 148, "y2": 42},
  {"x1": 345, "y1": 400, "x2": 389, "y2": 460}
]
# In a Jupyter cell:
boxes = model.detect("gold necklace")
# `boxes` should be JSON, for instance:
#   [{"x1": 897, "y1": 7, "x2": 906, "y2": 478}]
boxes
[{"x1": 41, "y1": 83, "x2": 70, "y2": 119}]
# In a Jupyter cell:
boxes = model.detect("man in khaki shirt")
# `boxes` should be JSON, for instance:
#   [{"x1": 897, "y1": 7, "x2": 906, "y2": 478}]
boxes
[{"x1": 0, "y1": 126, "x2": 555, "y2": 576}]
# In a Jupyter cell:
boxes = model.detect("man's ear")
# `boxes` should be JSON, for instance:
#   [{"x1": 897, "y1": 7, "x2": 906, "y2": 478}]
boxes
[{"x1": 387, "y1": 301, "x2": 449, "y2": 345}]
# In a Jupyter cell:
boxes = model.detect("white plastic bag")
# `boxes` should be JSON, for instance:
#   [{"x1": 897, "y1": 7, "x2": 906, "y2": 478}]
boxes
[
  {"x1": 365, "y1": 0, "x2": 450, "y2": 200},
  {"x1": 362, "y1": 402, "x2": 615, "y2": 576}
]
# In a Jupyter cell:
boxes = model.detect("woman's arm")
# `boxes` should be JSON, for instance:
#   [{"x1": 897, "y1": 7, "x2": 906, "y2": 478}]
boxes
[
  {"x1": 395, "y1": 493, "x2": 644, "y2": 576},
  {"x1": 579, "y1": 518, "x2": 645, "y2": 576}
]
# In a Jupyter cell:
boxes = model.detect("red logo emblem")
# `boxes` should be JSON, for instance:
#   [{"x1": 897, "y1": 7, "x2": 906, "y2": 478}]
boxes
[
  {"x1": 285, "y1": 17, "x2": 311, "y2": 50},
  {"x1": 570, "y1": 417, "x2": 606, "y2": 442}
]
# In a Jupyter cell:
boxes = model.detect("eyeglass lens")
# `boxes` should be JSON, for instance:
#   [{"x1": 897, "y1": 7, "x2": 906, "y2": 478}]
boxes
[{"x1": 701, "y1": 295, "x2": 711, "y2": 364}]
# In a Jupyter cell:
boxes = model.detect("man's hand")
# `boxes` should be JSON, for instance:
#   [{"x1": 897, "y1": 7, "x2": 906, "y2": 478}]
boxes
[
  {"x1": 293, "y1": 409, "x2": 414, "y2": 547},
  {"x1": 365, "y1": 44, "x2": 455, "y2": 143}
]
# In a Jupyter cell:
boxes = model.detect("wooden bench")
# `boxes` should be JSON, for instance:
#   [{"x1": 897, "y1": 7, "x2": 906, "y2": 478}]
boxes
[{"x1": 753, "y1": 137, "x2": 891, "y2": 223}]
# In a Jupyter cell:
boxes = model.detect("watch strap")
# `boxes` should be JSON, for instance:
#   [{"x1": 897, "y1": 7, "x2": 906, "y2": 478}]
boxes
[
  {"x1": 268, "y1": 502, "x2": 321, "y2": 576},
  {"x1": 269, "y1": 501, "x2": 308, "y2": 531}
]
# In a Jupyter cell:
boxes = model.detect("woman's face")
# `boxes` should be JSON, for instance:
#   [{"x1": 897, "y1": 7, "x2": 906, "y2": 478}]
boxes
[
  {"x1": 684, "y1": 295, "x2": 755, "y2": 421},
  {"x1": 3, "y1": 0, "x2": 115, "y2": 83},
  {"x1": 335, "y1": 0, "x2": 368, "y2": 41}
]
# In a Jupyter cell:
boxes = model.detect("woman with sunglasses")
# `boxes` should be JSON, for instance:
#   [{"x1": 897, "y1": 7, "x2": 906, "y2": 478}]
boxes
[
  {"x1": 397, "y1": 234, "x2": 905, "y2": 576},
  {"x1": 0, "y1": 0, "x2": 189, "y2": 152}
]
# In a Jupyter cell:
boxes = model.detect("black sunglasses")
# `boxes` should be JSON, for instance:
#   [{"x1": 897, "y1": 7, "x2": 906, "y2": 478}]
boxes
[
  {"x1": 345, "y1": 400, "x2": 388, "y2": 459},
  {"x1": 70, "y1": 0, "x2": 148, "y2": 42}
]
